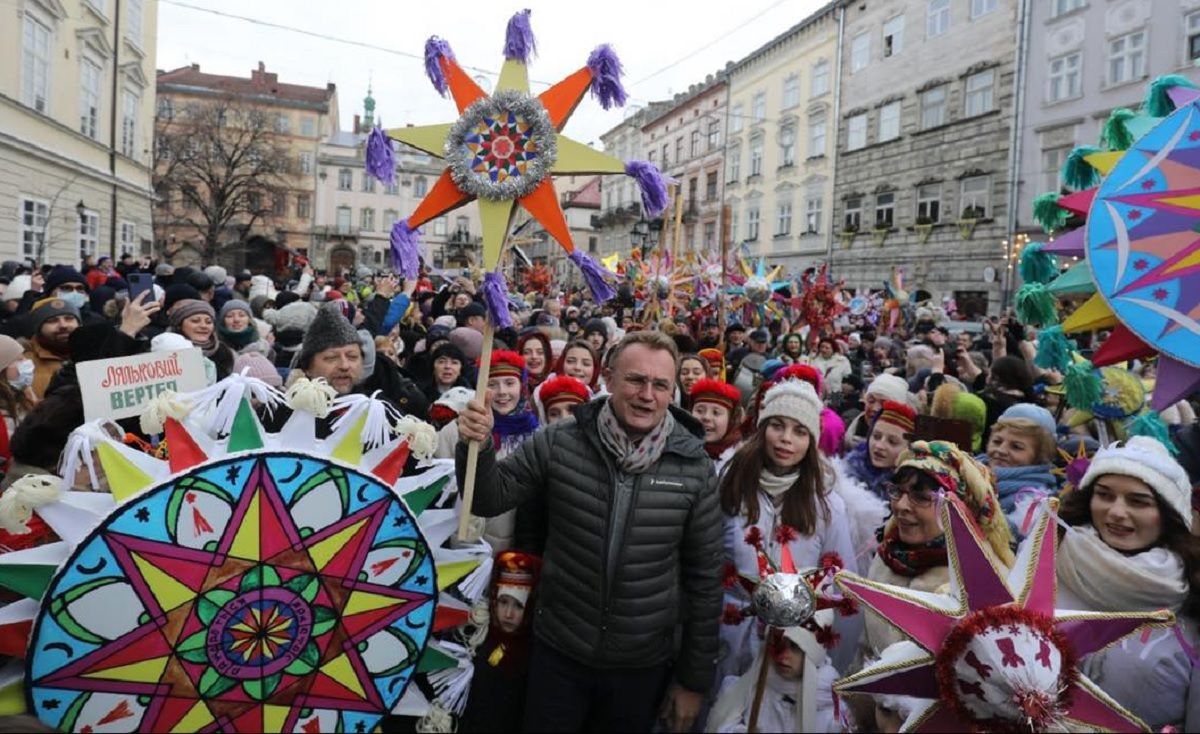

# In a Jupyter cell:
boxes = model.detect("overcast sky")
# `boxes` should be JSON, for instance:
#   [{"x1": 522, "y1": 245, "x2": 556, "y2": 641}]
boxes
[{"x1": 156, "y1": 0, "x2": 828, "y2": 147}]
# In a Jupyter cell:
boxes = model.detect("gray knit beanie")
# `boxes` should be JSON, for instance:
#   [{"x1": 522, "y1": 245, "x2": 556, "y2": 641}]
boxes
[{"x1": 295, "y1": 305, "x2": 361, "y2": 369}]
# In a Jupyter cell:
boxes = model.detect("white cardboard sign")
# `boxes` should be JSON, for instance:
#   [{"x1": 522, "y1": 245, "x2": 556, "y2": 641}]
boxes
[{"x1": 78, "y1": 348, "x2": 208, "y2": 422}]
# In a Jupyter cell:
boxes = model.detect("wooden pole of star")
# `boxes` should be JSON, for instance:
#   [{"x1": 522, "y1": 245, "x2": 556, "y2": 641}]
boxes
[
  {"x1": 718, "y1": 203, "x2": 731, "y2": 354},
  {"x1": 458, "y1": 320, "x2": 495, "y2": 541},
  {"x1": 747, "y1": 635, "x2": 773, "y2": 733}
]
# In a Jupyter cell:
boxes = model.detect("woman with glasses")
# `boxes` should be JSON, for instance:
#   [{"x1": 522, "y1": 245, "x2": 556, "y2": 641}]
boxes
[
  {"x1": 846, "y1": 440, "x2": 1014, "y2": 732},
  {"x1": 715, "y1": 379, "x2": 858, "y2": 684},
  {"x1": 862, "y1": 441, "x2": 1014, "y2": 657}
]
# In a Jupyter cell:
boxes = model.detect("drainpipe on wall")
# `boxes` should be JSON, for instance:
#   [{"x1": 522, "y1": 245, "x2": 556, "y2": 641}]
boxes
[
  {"x1": 1001, "y1": 0, "x2": 1032, "y2": 312},
  {"x1": 108, "y1": 0, "x2": 123, "y2": 260},
  {"x1": 826, "y1": 3, "x2": 846, "y2": 276}
]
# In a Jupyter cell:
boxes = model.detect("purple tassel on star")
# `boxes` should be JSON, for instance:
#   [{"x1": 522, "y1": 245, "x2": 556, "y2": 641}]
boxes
[
  {"x1": 365, "y1": 127, "x2": 395, "y2": 186},
  {"x1": 625, "y1": 160, "x2": 670, "y2": 218},
  {"x1": 587, "y1": 44, "x2": 628, "y2": 110},
  {"x1": 481, "y1": 272, "x2": 513, "y2": 329},
  {"x1": 389, "y1": 219, "x2": 422, "y2": 279},
  {"x1": 569, "y1": 250, "x2": 617, "y2": 304},
  {"x1": 503, "y1": 9, "x2": 537, "y2": 63},
  {"x1": 424, "y1": 37, "x2": 455, "y2": 97}
]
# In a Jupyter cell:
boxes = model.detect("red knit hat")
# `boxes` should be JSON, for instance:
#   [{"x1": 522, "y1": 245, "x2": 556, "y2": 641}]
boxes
[
  {"x1": 774, "y1": 363, "x2": 824, "y2": 393},
  {"x1": 689, "y1": 378, "x2": 741, "y2": 413},
  {"x1": 538, "y1": 375, "x2": 590, "y2": 408},
  {"x1": 874, "y1": 399, "x2": 917, "y2": 433},
  {"x1": 698, "y1": 348, "x2": 725, "y2": 379},
  {"x1": 493, "y1": 550, "x2": 542, "y2": 605},
  {"x1": 487, "y1": 350, "x2": 526, "y2": 380}
]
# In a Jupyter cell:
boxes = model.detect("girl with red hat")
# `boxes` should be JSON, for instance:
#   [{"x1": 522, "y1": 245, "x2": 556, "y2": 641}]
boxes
[
  {"x1": 435, "y1": 350, "x2": 539, "y2": 551},
  {"x1": 688, "y1": 378, "x2": 744, "y2": 474},
  {"x1": 532, "y1": 375, "x2": 590, "y2": 425}
]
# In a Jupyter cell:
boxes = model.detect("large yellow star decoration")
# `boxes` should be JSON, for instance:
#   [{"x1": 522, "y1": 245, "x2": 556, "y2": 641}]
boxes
[{"x1": 364, "y1": 9, "x2": 670, "y2": 322}]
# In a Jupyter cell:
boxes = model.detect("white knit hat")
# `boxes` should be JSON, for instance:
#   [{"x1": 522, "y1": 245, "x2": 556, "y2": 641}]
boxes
[
  {"x1": 758, "y1": 379, "x2": 822, "y2": 439},
  {"x1": 1080, "y1": 436, "x2": 1192, "y2": 530},
  {"x1": 866, "y1": 373, "x2": 909, "y2": 404}
]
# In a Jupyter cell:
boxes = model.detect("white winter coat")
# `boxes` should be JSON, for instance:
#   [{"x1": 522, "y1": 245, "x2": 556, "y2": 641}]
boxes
[{"x1": 716, "y1": 484, "x2": 859, "y2": 683}]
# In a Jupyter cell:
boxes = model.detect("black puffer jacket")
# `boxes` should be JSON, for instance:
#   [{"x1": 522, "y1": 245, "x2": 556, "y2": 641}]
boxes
[{"x1": 457, "y1": 399, "x2": 722, "y2": 692}]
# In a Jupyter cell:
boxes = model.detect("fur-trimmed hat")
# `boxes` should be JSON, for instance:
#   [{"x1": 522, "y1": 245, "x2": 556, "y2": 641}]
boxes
[
  {"x1": 493, "y1": 550, "x2": 541, "y2": 607},
  {"x1": 488, "y1": 350, "x2": 526, "y2": 381},
  {"x1": 698, "y1": 347, "x2": 725, "y2": 380},
  {"x1": 775, "y1": 363, "x2": 823, "y2": 393},
  {"x1": 1081, "y1": 436, "x2": 1192, "y2": 530},
  {"x1": 874, "y1": 400, "x2": 916, "y2": 433},
  {"x1": 757, "y1": 379, "x2": 822, "y2": 439},
  {"x1": 533, "y1": 375, "x2": 589, "y2": 422},
  {"x1": 689, "y1": 378, "x2": 741, "y2": 413},
  {"x1": 296, "y1": 306, "x2": 361, "y2": 370},
  {"x1": 429, "y1": 386, "x2": 475, "y2": 426}
]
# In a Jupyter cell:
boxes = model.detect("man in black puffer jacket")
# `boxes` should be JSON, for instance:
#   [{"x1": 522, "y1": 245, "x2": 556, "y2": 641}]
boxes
[{"x1": 457, "y1": 331, "x2": 721, "y2": 733}]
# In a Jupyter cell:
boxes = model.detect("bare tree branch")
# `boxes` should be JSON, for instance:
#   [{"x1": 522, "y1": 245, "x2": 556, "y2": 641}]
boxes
[{"x1": 153, "y1": 95, "x2": 294, "y2": 262}]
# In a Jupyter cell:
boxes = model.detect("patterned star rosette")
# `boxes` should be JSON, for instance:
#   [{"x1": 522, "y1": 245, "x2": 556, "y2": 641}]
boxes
[
  {"x1": 0, "y1": 374, "x2": 492, "y2": 732},
  {"x1": 725, "y1": 254, "x2": 790, "y2": 326},
  {"x1": 366, "y1": 9, "x2": 670, "y2": 317},
  {"x1": 833, "y1": 496, "x2": 1172, "y2": 732},
  {"x1": 1028, "y1": 77, "x2": 1200, "y2": 412}
]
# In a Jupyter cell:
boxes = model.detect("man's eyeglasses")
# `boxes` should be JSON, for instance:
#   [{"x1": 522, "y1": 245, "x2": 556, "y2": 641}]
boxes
[
  {"x1": 620, "y1": 372, "x2": 672, "y2": 395},
  {"x1": 884, "y1": 483, "x2": 937, "y2": 508},
  {"x1": 56, "y1": 284, "x2": 87, "y2": 293}
]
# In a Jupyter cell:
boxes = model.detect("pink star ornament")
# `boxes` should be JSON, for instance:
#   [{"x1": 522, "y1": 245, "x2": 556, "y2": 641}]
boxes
[{"x1": 833, "y1": 496, "x2": 1173, "y2": 732}]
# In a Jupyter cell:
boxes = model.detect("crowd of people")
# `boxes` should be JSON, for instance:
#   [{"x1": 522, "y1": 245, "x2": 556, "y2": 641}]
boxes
[{"x1": 0, "y1": 251, "x2": 1197, "y2": 732}]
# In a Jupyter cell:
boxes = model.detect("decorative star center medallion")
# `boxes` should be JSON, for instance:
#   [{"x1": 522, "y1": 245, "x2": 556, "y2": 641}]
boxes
[
  {"x1": 26, "y1": 454, "x2": 437, "y2": 733},
  {"x1": 446, "y1": 89, "x2": 557, "y2": 202},
  {"x1": 209, "y1": 587, "x2": 312, "y2": 677}
]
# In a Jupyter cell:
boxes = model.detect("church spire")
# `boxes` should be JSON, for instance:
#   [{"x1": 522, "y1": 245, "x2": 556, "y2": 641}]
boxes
[{"x1": 363, "y1": 78, "x2": 376, "y2": 129}]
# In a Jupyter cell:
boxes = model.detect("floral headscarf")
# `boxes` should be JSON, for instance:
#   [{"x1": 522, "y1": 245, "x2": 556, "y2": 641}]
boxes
[{"x1": 890, "y1": 440, "x2": 1015, "y2": 566}]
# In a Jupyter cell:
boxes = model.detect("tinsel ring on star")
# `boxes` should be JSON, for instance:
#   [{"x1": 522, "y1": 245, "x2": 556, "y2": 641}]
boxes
[
  {"x1": 934, "y1": 604, "x2": 1078, "y2": 732},
  {"x1": 445, "y1": 89, "x2": 558, "y2": 201}
]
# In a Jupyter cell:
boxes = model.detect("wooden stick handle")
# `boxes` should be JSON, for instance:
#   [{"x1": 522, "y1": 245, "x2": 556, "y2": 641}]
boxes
[
  {"x1": 457, "y1": 321, "x2": 495, "y2": 541},
  {"x1": 747, "y1": 635, "x2": 772, "y2": 733}
]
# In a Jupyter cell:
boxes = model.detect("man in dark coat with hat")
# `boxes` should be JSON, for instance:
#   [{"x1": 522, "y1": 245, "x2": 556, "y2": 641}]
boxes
[{"x1": 261, "y1": 306, "x2": 429, "y2": 434}]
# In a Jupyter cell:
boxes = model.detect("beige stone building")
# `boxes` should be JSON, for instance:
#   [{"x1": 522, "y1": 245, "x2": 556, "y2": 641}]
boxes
[
  {"x1": 641, "y1": 76, "x2": 727, "y2": 257},
  {"x1": 1, "y1": 0, "x2": 159, "y2": 265},
  {"x1": 830, "y1": 0, "x2": 1018, "y2": 316},
  {"x1": 313, "y1": 92, "x2": 482, "y2": 276},
  {"x1": 154, "y1": 62, "x2": 337, "y2": 271},
  {"x1": 596, "y1": 102, "x2": 671, "y2": 259},
  {"x1": 725, "y1": 2, "x2": 842, "y2": 272}
]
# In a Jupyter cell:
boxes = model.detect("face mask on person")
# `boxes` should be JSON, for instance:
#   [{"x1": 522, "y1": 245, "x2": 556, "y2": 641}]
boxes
[
  {"x1": 58, "y1": 291, "x2": 87, "y2": 310},
  {"x1": 9, "y1": 360, "x2": 34, "y2": 390}
]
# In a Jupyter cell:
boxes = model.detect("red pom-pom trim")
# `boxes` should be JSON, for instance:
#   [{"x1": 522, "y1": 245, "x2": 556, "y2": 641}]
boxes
[
  {"x1": 774, "y1": 524, "x2": 799, "y2": 544},
  {"x1": 934, "y1": 604, "x2": 1077, "y2": 731}
]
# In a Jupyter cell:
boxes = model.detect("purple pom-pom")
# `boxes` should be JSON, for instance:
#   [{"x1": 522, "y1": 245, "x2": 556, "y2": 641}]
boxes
[
  {"x1": 569, "y1": 250, "x2": 616, "y2": 304},
  {"x1": 625, "y1": 160, "x2": 670, "y2": 218},
  {"x1": 587, "y1": 44, "x2": 628, "y2": 110},
  {"x1": 365, "y1": 127, "x2": 396, "y2": 186},
  {"x1": 389, "y1": 219, "x2": 422, "y2": 280},
  {"x1": 424, "y1": 37, "x2": 455, "y2": 97},
  {"x1": 481, "y1": 272, "x2": 513, "y2": 329},
  {"x1": 503, "y1": 9, "x2": 537, "y2": 63}
]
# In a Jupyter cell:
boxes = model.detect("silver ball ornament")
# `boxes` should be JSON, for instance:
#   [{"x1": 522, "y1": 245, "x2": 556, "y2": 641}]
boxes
[{"x1": 751, "y1": 572, "x2": 816, "y2": 628}]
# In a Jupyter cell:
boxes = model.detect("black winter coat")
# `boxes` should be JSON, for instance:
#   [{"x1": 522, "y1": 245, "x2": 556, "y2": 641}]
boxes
[{"x1": 456, "y1": 399, "x2": 722, "y2": 692}]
